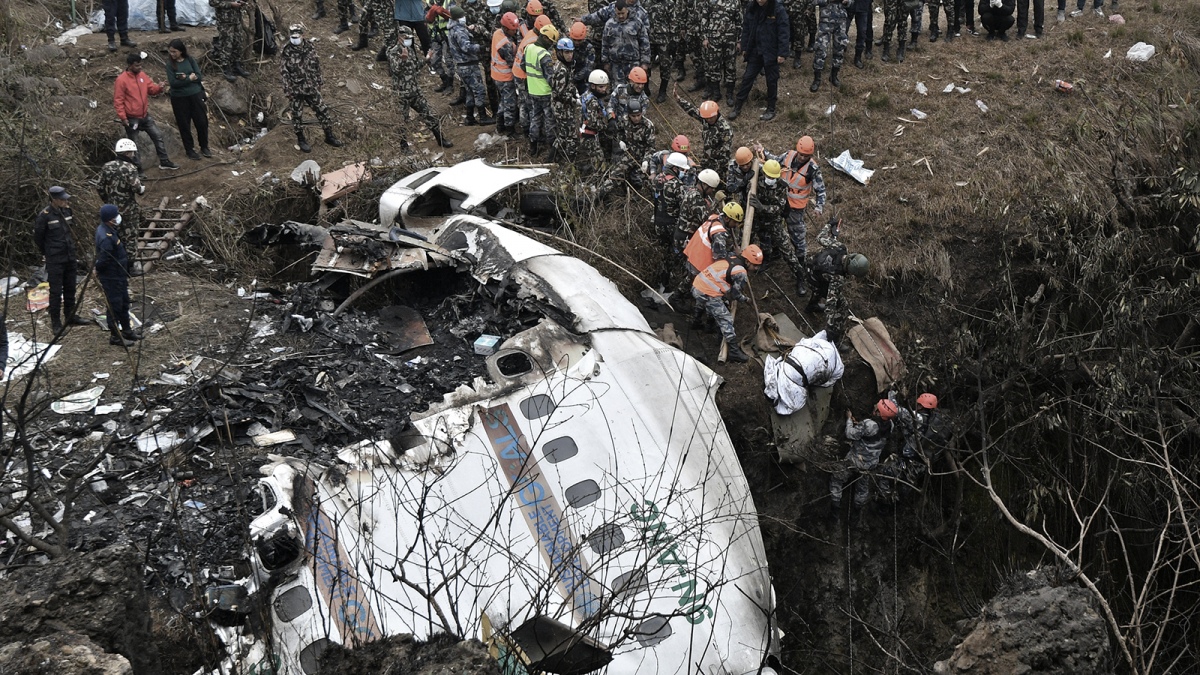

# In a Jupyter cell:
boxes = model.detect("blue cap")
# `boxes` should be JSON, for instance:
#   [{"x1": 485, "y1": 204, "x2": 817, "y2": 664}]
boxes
[
  {"x1": 100, "y1": 204, "x2": 120, "y2": 222},
  {"x1": 49, "y1": 185, "x2": 72, "y2": 200},
  {"x1": 557, "y1": 37, "x2": 574, "y2": 50}
]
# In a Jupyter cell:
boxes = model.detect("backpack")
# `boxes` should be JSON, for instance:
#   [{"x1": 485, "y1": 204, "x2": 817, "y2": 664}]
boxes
[
  {"x1": 253, "y1": 7, "x2": 278, "y2": 57},
  {"x1": 812, "y1": 243, "x2": 848, "y2": 277}
]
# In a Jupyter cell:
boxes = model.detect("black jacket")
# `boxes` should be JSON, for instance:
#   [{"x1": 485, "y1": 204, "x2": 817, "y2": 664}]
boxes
[
  {"x1": 33, "y1": 204, "x2": 77, "y2": 264},
  {"x1": 740, "y1": 0, "x2": 791, "y2": 59},
  {"x1": 978, "y1": 0, "x2": 1015, "y2": 18}
]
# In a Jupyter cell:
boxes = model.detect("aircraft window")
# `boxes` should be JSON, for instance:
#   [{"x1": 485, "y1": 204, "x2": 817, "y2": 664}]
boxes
[
  {"x1": 299, "y1": 638, "x2": 333, "y2": 674},
  {"x1": 259, "y1": 484, "x2": 277, "y2": 514},
  {"x1": 612, "y1": 569, "x2": 649, "y2": 600},
  {"x1": 587, "y1": 523, "x2": 625, "y2": 556},
  {"x1": 255, "y1": 528, "x2": 301, "y2": 570},
  {"x1": 520, "y1": 394, "x2": 556, "y2": 419},
  {"x1": 499, "y1": 352, "x2": 535, "y2": 377},
  {"x1": 273, "y1": 586, "x2": 313, "y2": 623},
  {"x1": 634, "y1": 616, "x2": 672, "y2": 648},
  {"x1": 565, "y1": 480, "x2": 601, "y2": 508},
  {"x1": 541, "y1": 436, "x2": 578, "y2": 463}
]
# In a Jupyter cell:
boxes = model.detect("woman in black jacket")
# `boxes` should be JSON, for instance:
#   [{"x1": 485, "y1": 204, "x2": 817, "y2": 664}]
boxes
[
  {"x1": 978, "y1": 0, "x2": 1015, "y2": 40},
  {"x1": 165, "y1": 39, "x2": 211, "y2": 159}
]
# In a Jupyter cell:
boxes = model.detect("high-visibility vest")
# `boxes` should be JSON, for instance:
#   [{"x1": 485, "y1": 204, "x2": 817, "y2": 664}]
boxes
[
  {"x1": 782, "y1": 150, "x2": 815, "y2": 210},
  {"x1": 490, "y1": 29, "x2": 514, "y2": 81},
  {"x1": 693, "y1": 259, "x2": 745, "y2": 298},
  {"x1": 683, "y1": 214, "x2": 726, "y2": 272},
  {"x1": 512, "y1": 31, "x2": 538, "y2": 79},
  {"x1": 524, "y1": 43, "x2": 551, "y2": 95}
]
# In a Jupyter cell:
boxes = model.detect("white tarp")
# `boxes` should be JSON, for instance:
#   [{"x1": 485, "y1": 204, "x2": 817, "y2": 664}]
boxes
[
  {"x1": 90, "y1": 0, "x2": 215, "y2": 32},
  {"x1": 4, "y1": 332, "x2": 62, "y2": 383},
  {"x1": 762, "y1": 331, "x2": 844, "y2": 415}
]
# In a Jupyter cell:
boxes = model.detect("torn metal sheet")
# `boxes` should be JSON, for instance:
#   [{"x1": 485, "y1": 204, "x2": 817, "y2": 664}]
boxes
[
  {"x1": 4, "y1": 332, "x2": 62, "y2": 382},
  {"x1": 379, "y1": 158, "x2": 549, "y2": 228},
  {"x1": 377, "y1": 305, "x2": 433, "y2": 353},
  {"x1": 50, "y1": 386, "x2": 106, "y2": 414},
  {"x1": 320, "y1": 163, "x2": 371, "y2": 203},
  {"x1": 206, "y1": 206, "x2": 780, "y2": 675}
]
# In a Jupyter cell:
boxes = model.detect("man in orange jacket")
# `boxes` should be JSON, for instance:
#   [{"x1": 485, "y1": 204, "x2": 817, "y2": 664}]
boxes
[{"x1": 114, "y1": 52, "x2": 179, "y2": 174}]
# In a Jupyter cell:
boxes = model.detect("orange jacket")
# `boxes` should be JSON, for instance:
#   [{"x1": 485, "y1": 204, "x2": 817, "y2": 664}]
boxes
[{"x1": 114, "y1": 69, "x2": 163, "y2": 121}]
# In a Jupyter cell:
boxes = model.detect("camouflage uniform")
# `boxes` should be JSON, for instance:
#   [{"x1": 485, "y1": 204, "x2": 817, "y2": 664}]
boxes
[
  {"x1": 280, "y1": 39, "x2": 336, "y2": 134},
  {"x1": 360, "y1": 0, "x2": 395, "y2": 45},
  {"x1": 601, "y1": 15, "x2": 651, "y2": 84},
  {"x1": 209, "y1": 0, "x2": 246, "y2": 68},
  {"x1": 751, "y1": 174, "x2": 805, "y2": 283},
  {"x1": 571, "y1": 42, "x2": 597, "y2": 93},
  {"x1": 784, "y1": 0, "x2": 817, "y2": 60},
  {"x1": 548, "y1": 57, "x2": 580, "y2": 158},
  {"x1": 98, "y1": 158, "x2": 143, "y2": 239},
  {"x1": 809, "y1": 221, "x2": 849, "y2": 338},
  {"x1": 674, "y1": 185, "x2": 716, "y2": 252},
  {"x1": 619, "y1": 114, "x2": 656, "y2": 166},
  {"x1": 578, "y1": 89, "x2": 610, "y2": 174},
  {"x1": 830, "y1": 415, "x2": 893, "y2": 509},
  {"x1": 690, "y1": 260, "x2": 751, "y2": 345},
  {"x1": 881, "y1": 0, "x2": 912, "y2": 48},
  {"x1": 724, "y1": 158, "x2": 754, "y2": 206},
  {"x1": 813, "y1": 0, "x2": 849, "y2": 71},
  {"x1": 493, "y1": 30, "x2": 519, "y2": 130},
  {"x1": 653, "y1": 170, "x2": 685, "y2": 242},
  {"x1": 676, "y1": 97, "x2": 732, "y2": 173},
  {"x1": 698, "y1": 0, "x2": 741, "y2": 100},
  {"x1": 428, "y1": 1, "x2": 455, "y2": 80},
  {"x1": 449, "y1": 19, "x2": 487, "y2": 109},
  {"x1": 607, "y1": 82, "x2": 650, "y2": 121},
  {"x1": 387, "y1": 40, "x2": 443, "y2": 141},
  {"x1": 644, "y1": 0, "x2": 673, "y2": 89}
]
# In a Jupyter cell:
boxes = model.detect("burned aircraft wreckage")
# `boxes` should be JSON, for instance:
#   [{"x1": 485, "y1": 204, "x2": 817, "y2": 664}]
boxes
[{"x1": 218, "y1": 161, "x2": 781, "y2": 675}]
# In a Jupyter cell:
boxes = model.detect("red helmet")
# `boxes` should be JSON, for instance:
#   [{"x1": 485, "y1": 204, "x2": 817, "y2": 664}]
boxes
[
  {"x1": 875, "y1": 399, "x2": 899, "y2": 421},
  {"x1": 501, "y1": 11, "x2": 520, "y2": 30},
  {"x1": 670, "y1": 134, "x2": 690, "y2": 153},
  {"x1": 569, "y1": 21, "x2": 587, "y2": 40},
  {"x1": 916, "y1": 393, "x2": 939, "y2": 410},
  {"x1": 628, "y1": 66, "x2": 648, "y2": 84},
  {"x1": 533, "y1": 14, "x2": 551, "y2": 29},
  {"x1": 698, "y1": 100, "x2": 719, "y2": 119},
  {"x1": 525, "y1": 0, "x2": 543, "y2": 14},
  {"x1": 741, "y1": 244, "x2": 763, "y2": 265},
  {"x1": 796, "y1": 135, "x2": 815, "y2": 155}
]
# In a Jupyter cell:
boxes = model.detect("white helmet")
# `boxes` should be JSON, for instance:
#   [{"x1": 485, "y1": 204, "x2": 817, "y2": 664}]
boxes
[
  {"x1": 587, "y1": 69, "x2": 609, "y2": 86},
  {"x1": 115, "y1": 138, "x2": 138, "y2": 154},
  {"x1": 697, "y1": 168, "x2": 719, "y2": 188},
  {"x1": 666, "y1": 152, "x2": 689, "y2": 170}
]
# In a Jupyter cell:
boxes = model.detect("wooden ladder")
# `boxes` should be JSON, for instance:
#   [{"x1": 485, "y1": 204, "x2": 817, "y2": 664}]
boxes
[{"x1": 134, "y1": 197, "x2": 196, "y2": 273}]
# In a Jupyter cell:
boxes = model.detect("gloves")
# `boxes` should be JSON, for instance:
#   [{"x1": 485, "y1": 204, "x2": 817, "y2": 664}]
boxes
[
  {"x1": 714, "y1": 190, "x2": 726, "y2": 202},
  {"x1": 989, "y1": 0, "x2": 1001, "y2": 6},
  {"x1": 640, "y1": 160, "x2": 649, "y2": 173},
  {"x1": 619, "y1": 140, "x2": 627, "y2": 152},
  {"x1": 138, "y1": 184, "x2": 146, "y2": 195},
  {"x1": 748, "y1": 195, "x2": 763, "y2": 211}
]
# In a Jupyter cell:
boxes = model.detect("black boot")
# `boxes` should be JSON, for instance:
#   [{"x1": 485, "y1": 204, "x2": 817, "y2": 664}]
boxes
[
  {"x1": 810, "y1": 69, "x2": 822, "y2": 92},
  {"x1": 909, "y1": 32, "x2": 920, "y2": 51},
  {"x1": 829, "y1": 66, "x2": 841, "y2": 87},
  {"x1": 854, "y1": 47, "x2": 864, "y2": 69},
  {"x1": 897, "y1": 40, "x2": 907, "y2": 62},
  {"x1": 930, "y1": 28, "x2": 940, "y2": 42},
  {"x1": 375, "y1": 46, "x2": 388, "y2": 61},
  {"x1": 675, "y1": 62, "x2": 686, "y2": 82},
  {"x1": 793, "y1": 54, "x2": 803, "y2": 69},
  {"x1": 435, "y1": 74, "x2": 453, "y2": 92},
  {"x1": 760, "y1": 106, "x2": 776, "y2": 121},
  {"x1": 311, "y1": 0, "x2": 326, "y2": 19},
  {"x1": 334, "y1": 20, "x2": 351, "y2": 34},
  {"x1": 865, "y1": 43, "x2": 874, "y2": 59},
  {"x1": 881, "y1": 43, "x2": 892, "y2": 62},
  {"x1": 727, "y1": 344, "x2": 750, "y2": 363},
  {"x1": 109, "y1": 329, "x2": 135, "y2": 347},
  {"x1": 120, "y1": 35, "x2": 138, "y2": 47},
  {"x1": 465, "y1": 105, "x2": 478, "y2": 126},
  {"x1": 324, "y1": 128, "x2": 344, "y2": 147},
  {"x1": 433, "y1": 127, "x2": 454, "y2": 147},
  {"x1": 233, "y1": 61, "x2": 251, "y2": 77},
  {"x1": 297, "y1": 130, "x2": 312, "y2": 153},
  {"x1": 449, "y1": 86, "x2": 467, "y2": 106},
  {"x1": 477, "y1": 106, "x2": 495, "y2": 125},
  {"x1": 656, "y1": 79, "x2": 668, "y2": 103},
  {"x1": 726, "y1": 101, "x2": 742, "y2": 120},
  {"x1": 807, "y1": 33, "x2": 816, "y2": 51},
  {"x1": 686, "y1": 76, "x2": 706, "y2": 93},
  {"x1": 351, "y1": 32, "x2": 370, "y2": 50},
  {"x1": 530, "y1": 140, "x2": 541, "y2": 155},
  {"x1": 222, "y1": 66, "x2": 236, "y2": 83}
]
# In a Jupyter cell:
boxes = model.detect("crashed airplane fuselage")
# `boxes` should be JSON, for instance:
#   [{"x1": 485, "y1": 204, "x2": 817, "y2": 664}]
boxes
[{"x1": 215, "y1": 165, "x2": 780, "y2": 675}]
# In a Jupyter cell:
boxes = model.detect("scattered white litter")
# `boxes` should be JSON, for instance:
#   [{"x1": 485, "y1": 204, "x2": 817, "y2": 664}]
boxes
[
  {"x1": 976, "y1": 100, "x2": 989, "y2": 113},
  {"x1": 51, "y1": 386, "x2": 106, "y2": 414},
  {"x1": 1, "y1": 276, "x2": 23, "y2": 296},
  {"x1": 94, "y1": 403, "x2": 124, "y2": 415},
  {"x1": 370, "y1": 82, "x2": 384, "y2": 90},
  {"x1": 251, "y1": 317, "x2": 277, "y2": 338},
  {"x1": 1103, "y1": 49, "x2": 1112, "y2": 59},
  {"x1": 955, "y1": 181, "x2": 970, "y2": 187},
  {"x1": 291, "y1": 159, "x2": 322, "y2": 184},
  {"x1": 916, "y1": 82, "x2": 928, "y2": 95},
  {"x1": 3, "y1": 332, "x2": 62, "y2": 382},
  {"x1": 473, "y1": 133, "x2": 506, "y2": 152},
  {"x1": 55, "y1": 25, "x2": 93, "y2": 45},
  {"x1": 93, "y1": 372, "x2": 110, "y2": 379},
  {"x1": 955, "y1": 86, "x2": 972, "y2": 94},
  {"x1": 910, "y1": 108, "x2": 927, "y2": 120},
  {"x1": 828, "y1": 150, "x2": 875, "y2": 186},
  {"x1": 825, "y1": 104, "x2": 837, "y2": 115},
  {"x1": 136, "y1": 430, "x2": 183, "y2": 454},
  {"x1": 943, "y1": 83, "x2": 955, "y2": 93},
  {"x1": 253, "y1": 430, "x2": 297, "y2": 447},
  {"x1": 1126, "y1": 42, "x2": 1155, "y2": 61}
]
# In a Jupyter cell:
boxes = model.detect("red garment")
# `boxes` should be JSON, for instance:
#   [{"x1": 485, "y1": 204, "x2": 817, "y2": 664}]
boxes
[
  {"x1": 113, "y1": 69, "x2": 163, "y2": 121},
  {"x1": 425, "y1": 4, "x2": 450, "y2": 21}
]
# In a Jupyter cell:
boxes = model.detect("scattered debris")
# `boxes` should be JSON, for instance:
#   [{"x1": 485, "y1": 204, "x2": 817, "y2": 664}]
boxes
[
  {"x1": 957, "y1": 62, "x2": 970, "y2": 73},
  {"x1": 916, "y1": 81, "x2": 928, "y2": 95},
  {"x1": 473, "y1": 334, "x2": 501, "y2": 355},
  {"x1": 1103, "y1": 49, "x2": 1112, "y2": 59},
  {"x1": 3, "y1": 332, "x2": 61, "y2": 382},
  {"x1": 320, "y1": 162, "x2": 371, "y2": 203},
  {"x1": 1109, "y1": 13, "x2": 1124, "y2": 24},
  {"x1": 829, "y1": 150, "x2": 875, "y2": 185},
  {"x1": 955, "y1": 181, "x2": 970, "y2": 187},
  {"x1": 825, "y1": 104, "x2": 837, "y2": 115},
  {"x1": 1127, "y1": 42, "x2": 1155, "y2": 61},
  {"x1": 50, "y1": 386, "x2": 106, "y2": 414},
  {"x1": 26, "y1": 283, "x2": 48, "y2": 312},
  {"x1": 290, "y1": 159, "x2": 321, "y2": 184},
  {"x1": 54, "y1": 25, "x2": 93, "y2": 45},
  {"x1": 943, "y1": 83, "x2": 956, "y2": 94},
  {"x1": 910, "y1": 108, "x2": 928, "y2": 120},
  {"x1": 1055, "y1": 80, "x2": 1074, "y2": 94},
  {"x1": 977, "y1": 146, "x2": 990, "y2": 157},
  {"x1": 976, "y1": 100, "x2": 990, "y2": 113}
]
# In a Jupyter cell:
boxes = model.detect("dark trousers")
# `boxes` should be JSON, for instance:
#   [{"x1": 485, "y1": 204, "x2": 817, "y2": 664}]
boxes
[
  {"x1": 398, "y1": 20, "x2": 431, "y2": 52},
  {"x1": 99, "y1": 275, "x2": 131, "y2": 335},
  {"x1": 45, "y1": 261, "x2": 78, "y2": 323},
  {"x1": 734, "y1": 52, "x2": 781, "y2": 108},
  {"x1": 103, "y1": 0, "x2": 130, "y2": 37},
  {"x1": 161, "y1": 0, "x2": 179, "y2": 26},
  {"x1": 957, "y1": 0, "x2": 975, "y2": 28},
  {"x1": 1016, "y1": 0, "x2": 1044, "y2": 32},
  {"x1": 980, "y1": 11, "x2": 1014, "y2": 33},
  {"x1": 170, "y1": 94, "x2": 210, "y2": 152},
  {"x1": 124, "y1": 116, "x2": 170, "y2": 169},
  {"x1": 852, "y1": 8, "x2": 873, "y2": 51},
  {"x1": 928, "y1": 0, "x2": 958, "y2": 34}
]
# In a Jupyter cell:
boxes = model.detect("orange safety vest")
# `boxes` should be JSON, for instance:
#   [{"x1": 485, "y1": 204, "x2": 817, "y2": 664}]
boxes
[
  {"x1": 693, "y1": 259, "x2": 745, "y2": 298},
  {"x1": 782, "y1": 150, "x2": 815, "y2": 210},
  {"x1": 683, "y1": 214, "x2": 726, "y2": 272},
  {"x1": 512, "y1": 31, "x2": 538, "y2": 79},
  {"x1": 490, "y1": 29, "x2": 514, "y2": 82}
]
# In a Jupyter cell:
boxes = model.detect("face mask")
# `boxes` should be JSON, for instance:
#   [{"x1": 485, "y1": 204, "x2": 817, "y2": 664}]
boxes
[
  {"x1": 290, "y1": 36, "x2": 302, "y2": 45},
  {"x1": 403, "y1": 38, "x2": 413, "y2": 47},
  {"x1": 763, "y1": 178, "x2": 777, "y2": 187},
  {"x1": 115, "y1": 215, "x2": 123, "y2": 225},
  {"x1": 489, "y1": 5, "x2": 500, "y2": 12}
]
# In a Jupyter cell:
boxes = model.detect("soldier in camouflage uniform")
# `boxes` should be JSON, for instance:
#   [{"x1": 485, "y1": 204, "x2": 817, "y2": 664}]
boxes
[
  {"x1": 98, "y1": 139, "x2": 145, "y2": 240},
  {"x1": 578, "y1": 69, "x2": 612, "y2": 174},
  {"x1": 784, "y1": 0, "x2": 817, "y2": 67},
  {"x1": 805, "y1": 216, "x2": 861, "y2": 342},
  {"x1": 653, "y1": 153, "x2": 688, "y2": 245},
  {"x1": 491, "y1": 12, "x2": 521, "y2": 133},
  {"x1": 427, "y1": 0, "x2": 456, "y2": 91},
  {"x1": 673, "y1": 171, "x2": 719, "y2": 253},
  {"x1": 609, "y1": 98, "x2": 655, "y2": 186},
  {"x1": 643, "y1": 0, "x2": 673, "y2": 100},
  {"x1": 725, "y1": 146, "x2": 755, "y2": 207},
  {"x1": 598, "y1": 0, "x2": 651, "y2": 84},
  {"x1": 879, "y1": 0, "x2": 912, "y2": 62},
  {"x1": 569, "y1": 22, "x2": 597, "y2": 93},
  {"x1": 388, "y1": 26, "x2": 455, "y2": 148},
  {"x1": 810, "y1": 0, "x2": 849, "y2": 92},
  {"x1": 748, "y1": 160, "x2": 806, "y2": 291},
  {"x1": 607, "y1": 66, "x2": 650, "y2": 120},
  {"x1": 352, "y1": 0, "x2": 394, "y2": 54},
  {"x1": 548, "y1": 37, "x2": 581, "y2": 161},
  {"x1": 449, "y1": 6, "x2": 495, "y2": 125},
  {"x1": 674, "y1": 92, "x2": 732, "y2": 174},
  {"x1": 209, "y1": 0, "x2": 250, "y2": 82},
  {"x1": 280, "y1": 24, "x2": 344, "y2": 152},
  {"x1": 698, "y1": 0, "x2": 741, "y2": 105}
]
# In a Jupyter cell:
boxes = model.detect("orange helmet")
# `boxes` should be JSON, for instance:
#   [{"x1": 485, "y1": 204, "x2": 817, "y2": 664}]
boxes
[
  {"x1": 501, "y1": 11, "x2": 520, "y2": 29},
  {"x1": 875, "y1": 399, "x2": 899, "y2": 420},
  {"x1": 526, "y1": 0, "x2": 543, "y2": 14},
  {"x1": 671, "y1": 134, "x2": 690, "y2": 153},
  {"x1": 796, "y1": 135, "x2": 815, "y2": 155},
  {"x1": 628, "y1": 66, "x2": 648, "y2": 84},
  {"x1": 569, "y1": 21, "x2": 587, "y2": 40},
  {"x1": 741, "y1": 244, "x2": 763, "y2": 265},
  {"x1": 734, "y1": 146, "x2": 752, "y2": 166},
  {"x1": 698, "y1": 100, "x2": 719, "y2": 119},
  {"x1": 533, "y1": 14, "x2": 551, "y2": 29},
  {"x1": 916, "y1": 393, "x2": 939, "y2": 410}
]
